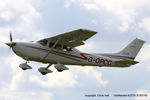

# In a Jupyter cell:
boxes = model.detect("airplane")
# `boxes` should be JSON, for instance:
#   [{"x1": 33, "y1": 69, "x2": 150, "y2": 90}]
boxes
[{"x1": 5, "y1": 29, "x2": 145, "y2": 75}]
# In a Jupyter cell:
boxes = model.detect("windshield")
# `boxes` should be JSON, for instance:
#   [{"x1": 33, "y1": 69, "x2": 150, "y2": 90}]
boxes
[{"x1": 38, "y1": 39, "x2": 48, "y2": 46}]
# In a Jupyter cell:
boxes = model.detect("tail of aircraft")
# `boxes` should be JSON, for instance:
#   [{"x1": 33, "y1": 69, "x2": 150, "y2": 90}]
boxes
[
  {"x1": 95, "y1": 38, "x2": 145, "y2": 67},
  {"x1": 116, "y1": 38, "x2": 145, "y2": 60}
]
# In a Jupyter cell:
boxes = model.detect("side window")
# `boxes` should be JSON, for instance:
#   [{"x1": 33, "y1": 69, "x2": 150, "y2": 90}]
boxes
[
  {"x1": 48, "y1": 42, "x2": 71, "y2": 51},
  {"x1": 55, "y1": 44, "x2": 61, "y2": 49},
  {"x1": 49, "y1": 42, "x2": 55, "y2": 48},
  {"x1": 67, "y1": 47, "x2": 72, "y2": 51},
  {"x1": 63, "y1": 45, "x2": 72, "y2": 51},
  {"x1": 49, "y1": 42, "x2": 62, "y2": 49},
  {"x1": 63, "y1": 45, "x2": 67, "y2": 49}
]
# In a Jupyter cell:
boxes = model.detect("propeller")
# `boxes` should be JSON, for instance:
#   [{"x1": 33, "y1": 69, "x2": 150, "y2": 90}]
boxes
[
  {"x1": 10, "y1": 32, "x2": 12, "y2": 42},
  {"x1": 5, "y1": 32, "x2": 16, "y2": 51}
]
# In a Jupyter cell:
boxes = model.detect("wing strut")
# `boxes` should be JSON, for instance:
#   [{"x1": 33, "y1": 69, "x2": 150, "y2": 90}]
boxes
[{"x1": 43, "y1": 37, "x2": 61, "y2": 59}]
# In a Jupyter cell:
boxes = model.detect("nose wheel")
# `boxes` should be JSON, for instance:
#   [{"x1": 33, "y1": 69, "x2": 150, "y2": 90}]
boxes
[{"x1": 19, "y1": 61, "x2": 32, "y2": 70}]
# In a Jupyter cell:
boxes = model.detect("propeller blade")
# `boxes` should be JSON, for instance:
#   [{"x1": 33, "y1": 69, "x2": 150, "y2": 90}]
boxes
[
  {"x1": 9, "y1": 47, "x2": 11, "y2": 52},
  {"x1": 6, "y1": 32, "x2": 14, "y2": 53},
  {"x1": 10, "y1": 32, "x2": 12, "y2": 42}
]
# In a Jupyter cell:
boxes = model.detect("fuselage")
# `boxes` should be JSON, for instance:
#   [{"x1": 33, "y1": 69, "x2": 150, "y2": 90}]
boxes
[{"x1": 12, "y1": 42, "x2": 120, "y2": 67}]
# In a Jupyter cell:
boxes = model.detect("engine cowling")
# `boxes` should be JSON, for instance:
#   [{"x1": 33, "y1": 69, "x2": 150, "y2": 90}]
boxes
[
  {"x1": 19, "y1": 63, "x2": 32, "y2": 70},
  {"x1": 38, "y1": 67, "x2": 53, "y2": 75},
  {"x1": 54, "y1": 64, "x2": 69, "y2": 72}
]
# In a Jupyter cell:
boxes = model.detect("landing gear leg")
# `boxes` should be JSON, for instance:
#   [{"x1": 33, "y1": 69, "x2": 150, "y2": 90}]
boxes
[
  {"x1": 46, "y1": 63, "x2": 52, "y2": 69},
  {"x1": 25, "y1": 61, "x2": 28, "y2": 65}
]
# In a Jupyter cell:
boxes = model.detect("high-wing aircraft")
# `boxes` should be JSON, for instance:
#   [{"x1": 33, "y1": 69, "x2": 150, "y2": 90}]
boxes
[{"x1": 5, "y1": 29, "x2": 145, "y2": 75}]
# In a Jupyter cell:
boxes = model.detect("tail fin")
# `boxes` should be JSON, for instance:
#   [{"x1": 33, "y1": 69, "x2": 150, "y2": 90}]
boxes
[{"x1": 116, "y1": 38, "x2": 145, "y2": 60}]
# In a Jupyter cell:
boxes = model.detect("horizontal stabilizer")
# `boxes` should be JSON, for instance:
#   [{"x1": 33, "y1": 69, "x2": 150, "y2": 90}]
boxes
[{"x1": 115, "y1": 60, "x2": 139, "y2": 67}]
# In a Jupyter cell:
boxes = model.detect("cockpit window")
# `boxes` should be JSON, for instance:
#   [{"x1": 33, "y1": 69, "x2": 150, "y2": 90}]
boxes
[
  {"x1": 49, "y1": 42, "x2": 55, "y2": 48},
  {"x1": 63, "y1": 45, "x2": 72, "y2": 51},
  {"x1": 55, "y1": 44, "x2": 61, "y2": 49},
  {"x1": 38, "y1": 39, "x2": 48, "y2": 46},
  {"x1": 48, "y1": 42, "x2": 72, "y2": 51},
  {"x1": 49, "y1": 42, "x2": 62, "y2": 49}
]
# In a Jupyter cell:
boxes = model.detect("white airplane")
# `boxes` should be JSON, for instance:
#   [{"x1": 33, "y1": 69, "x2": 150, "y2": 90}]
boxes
[{"x1": 6, "y1": 29, "x2": 145, "y2": 75}]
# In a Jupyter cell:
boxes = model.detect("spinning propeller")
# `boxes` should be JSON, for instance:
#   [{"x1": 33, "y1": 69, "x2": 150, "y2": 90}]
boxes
[{"x1": 5, "y1": 32, "x2": 16, "y2": 51}]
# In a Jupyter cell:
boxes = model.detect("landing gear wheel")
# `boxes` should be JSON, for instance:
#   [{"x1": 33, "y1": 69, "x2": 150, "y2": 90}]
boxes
[
  {"x1": 38, "y1": 67, "x2": 53, "y2": 75},
  {"x1": 57, "y1": 69, "x2": 63, "y2": 72},
  {"x1": 19, "y1": 62, "x2": 32, "y2": 70},
  {"x1": 22, "y1": 68, "x2": 27, "y2": 70},
  {"x1": 41, "y1": 72, "x2": 47, "y2": 75}
]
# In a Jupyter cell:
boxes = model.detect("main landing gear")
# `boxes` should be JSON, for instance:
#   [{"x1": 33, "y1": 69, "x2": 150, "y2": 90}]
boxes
[{"x1": 38, "y1": 64, "x2": 53, "y2": 75}]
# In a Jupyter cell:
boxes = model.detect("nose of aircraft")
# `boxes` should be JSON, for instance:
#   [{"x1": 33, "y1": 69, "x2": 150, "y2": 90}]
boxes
[
  {"x1": 5, "y1": 42, "x2": 13, "y2": 47},
  {"x1": 5, "y1": 42, "x2": 16, "y2": 47}
]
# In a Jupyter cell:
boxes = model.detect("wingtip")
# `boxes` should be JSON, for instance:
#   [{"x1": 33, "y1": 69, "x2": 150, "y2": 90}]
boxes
[
  {"x1": 79, "y1": 29, "x2": 97, "y2": 34},
  {"x1": 135, "y1": 38, "x2": 146, "y2": 43}
]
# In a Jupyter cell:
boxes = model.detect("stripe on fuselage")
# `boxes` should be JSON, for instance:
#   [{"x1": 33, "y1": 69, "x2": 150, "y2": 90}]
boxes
[{"x1": 24, "y1": 45, "x2": 87, "y2": 62}]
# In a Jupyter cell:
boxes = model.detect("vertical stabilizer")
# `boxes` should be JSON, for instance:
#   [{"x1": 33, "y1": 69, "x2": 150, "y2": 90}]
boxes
[{"x1": 116, "y1": 38, "x2": 145, "y2": 60}]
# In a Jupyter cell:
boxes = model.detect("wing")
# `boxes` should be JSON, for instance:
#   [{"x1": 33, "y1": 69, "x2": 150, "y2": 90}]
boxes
[{"x1": 37, "y1": 29, "x2": 97, "y2": 48}]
